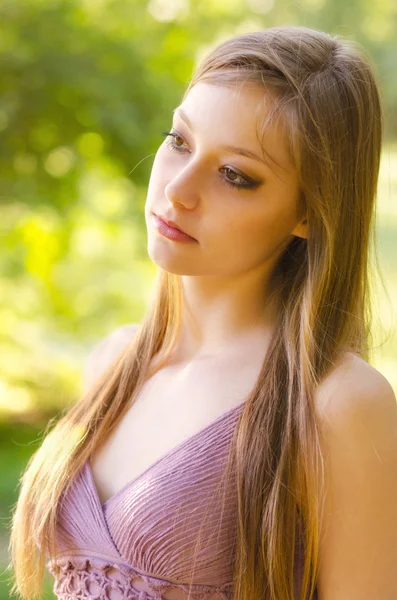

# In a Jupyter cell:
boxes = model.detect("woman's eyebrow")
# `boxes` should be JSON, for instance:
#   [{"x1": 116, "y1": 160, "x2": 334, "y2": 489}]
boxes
[{"x1": 173, "y1": 107, "x2": 283, "y2": 171}]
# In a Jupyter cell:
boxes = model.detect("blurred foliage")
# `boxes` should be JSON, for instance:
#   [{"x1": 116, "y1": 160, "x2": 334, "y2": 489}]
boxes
[{"x1": 0, "y1": 0, "x2": 396, "y2": 597}]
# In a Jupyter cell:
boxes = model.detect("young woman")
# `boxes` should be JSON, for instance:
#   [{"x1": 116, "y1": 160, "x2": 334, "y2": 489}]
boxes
[{"x1": 9, "y1": 25, "x2": 397, "y2": 600}]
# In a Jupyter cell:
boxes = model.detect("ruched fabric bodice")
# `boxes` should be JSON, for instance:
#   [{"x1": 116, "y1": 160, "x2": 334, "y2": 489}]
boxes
[{"x1": 47, "y1": 401, "x2": 317, "y2": 599}]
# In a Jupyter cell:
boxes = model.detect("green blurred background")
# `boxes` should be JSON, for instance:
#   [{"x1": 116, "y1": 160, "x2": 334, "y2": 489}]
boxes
[{"x1": 0, "y1": 0, "x2": 396, "y2": 597}]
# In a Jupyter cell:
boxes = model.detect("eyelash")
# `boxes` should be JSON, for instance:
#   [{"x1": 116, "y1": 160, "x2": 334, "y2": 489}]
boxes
[{"x1": 161, "y1": 130, "x2": 260, "y2": 191}]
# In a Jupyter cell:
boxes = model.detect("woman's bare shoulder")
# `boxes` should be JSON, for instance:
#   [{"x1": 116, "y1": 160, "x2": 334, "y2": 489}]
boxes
[
  {"x1": 315, "y1": 351, "x2": 396, "y2": 421},
  {"x1": 313, "y1": 353, "x2": 397, "y2": 597},
  {"x1": 82, "y1": 323, "x2": 140, "y2": 393}
]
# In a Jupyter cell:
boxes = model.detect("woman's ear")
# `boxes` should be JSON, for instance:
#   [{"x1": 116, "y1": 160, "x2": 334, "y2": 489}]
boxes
[{"x1": 291, "y1": 217, "x2": 308, "y2": 240}]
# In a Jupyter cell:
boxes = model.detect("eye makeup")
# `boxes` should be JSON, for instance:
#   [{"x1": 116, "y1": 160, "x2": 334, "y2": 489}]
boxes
[{"x1": 161, "y1": 130, "x2": 262, "y2": 192}]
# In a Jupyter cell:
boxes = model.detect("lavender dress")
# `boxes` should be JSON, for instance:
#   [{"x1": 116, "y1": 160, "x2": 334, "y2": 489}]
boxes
[{"x1": 47, "y1": 402, "x2": 317, "y2": 599}]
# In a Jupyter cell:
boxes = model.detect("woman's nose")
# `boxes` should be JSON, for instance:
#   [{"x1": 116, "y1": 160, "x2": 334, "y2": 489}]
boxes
[{"x1": 164, "y1": 162, "x2": 202, "y2": 208}]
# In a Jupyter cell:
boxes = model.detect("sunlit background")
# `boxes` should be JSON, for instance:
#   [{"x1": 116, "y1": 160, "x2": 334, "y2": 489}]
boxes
[{"x1": 0, "y1": 0, "x2": 396, "y2": 596}]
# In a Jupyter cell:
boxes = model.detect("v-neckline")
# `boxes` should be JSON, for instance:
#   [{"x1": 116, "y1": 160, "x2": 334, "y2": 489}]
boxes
[{"x1": 86, "y1": 399, "x2": 246, "y2": 511}]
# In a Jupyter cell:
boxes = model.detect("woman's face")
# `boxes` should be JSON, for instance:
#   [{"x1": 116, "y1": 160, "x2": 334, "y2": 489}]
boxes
[{"x1": 145, "y1": 81, "x2": 306, "y2": 277}]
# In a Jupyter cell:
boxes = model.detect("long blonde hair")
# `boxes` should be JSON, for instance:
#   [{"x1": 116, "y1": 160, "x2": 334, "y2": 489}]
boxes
[{"x1": 8, "y1": 25, "x2": 384, "y2": 600}]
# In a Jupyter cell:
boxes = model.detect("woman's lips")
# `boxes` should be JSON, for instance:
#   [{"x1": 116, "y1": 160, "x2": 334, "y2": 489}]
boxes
[{"x1": 152, "y1": 213, "x2": 197, "y2": 243}]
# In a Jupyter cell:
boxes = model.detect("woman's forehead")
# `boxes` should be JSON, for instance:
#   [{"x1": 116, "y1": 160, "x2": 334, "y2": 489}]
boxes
[{"x1": 178, "y1": 82, "x2": 295, "y2": 175}]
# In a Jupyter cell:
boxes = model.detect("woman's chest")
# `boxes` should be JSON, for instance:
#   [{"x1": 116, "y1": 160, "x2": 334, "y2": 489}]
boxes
[{"x1": 89, "y1": 356, "x2": 258, "y2": 506}]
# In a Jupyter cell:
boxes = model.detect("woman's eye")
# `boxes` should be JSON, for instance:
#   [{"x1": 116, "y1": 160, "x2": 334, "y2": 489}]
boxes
[
  {"x1": 219, "y1": 167, "x2": 253, "y2": 189},
  {"x1": 162, "y1": 131, "x2": 187, "y2": 152},
  {"x1": 160, "y1": 130, "x2": 260, "y2": 192}
]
